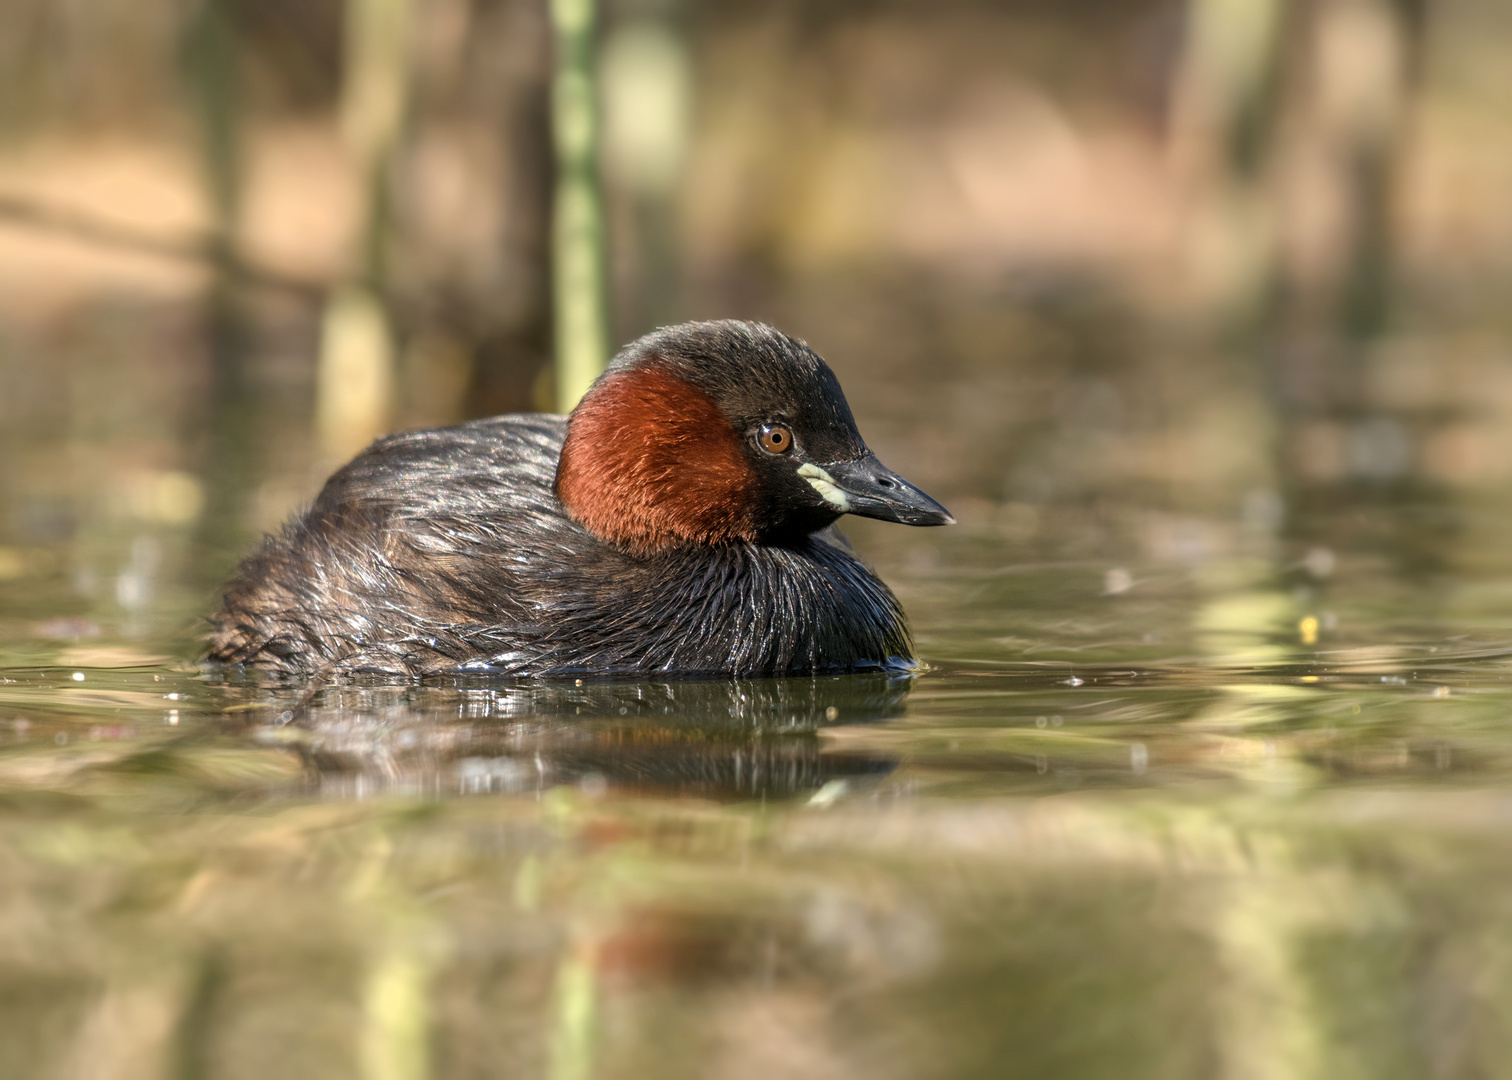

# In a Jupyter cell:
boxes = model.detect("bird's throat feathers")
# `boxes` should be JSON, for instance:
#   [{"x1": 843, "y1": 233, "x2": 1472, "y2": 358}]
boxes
[{"x1": 554, "y1": 363, "x2": 764, "y2": 553}]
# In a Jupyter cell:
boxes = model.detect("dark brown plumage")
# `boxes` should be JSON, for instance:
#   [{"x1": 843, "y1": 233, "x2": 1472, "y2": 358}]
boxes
[{"x1": 207, "y1": 320, "x2": 952, "y2": 678}]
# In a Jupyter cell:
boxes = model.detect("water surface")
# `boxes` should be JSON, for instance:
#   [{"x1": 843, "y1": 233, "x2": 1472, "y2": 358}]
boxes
[{"x1": 5, "y1": 490, "x2": 1512, "y2": 1080}]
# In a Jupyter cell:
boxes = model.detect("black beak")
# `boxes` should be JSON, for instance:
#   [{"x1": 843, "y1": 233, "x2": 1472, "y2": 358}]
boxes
[{"x1": 815, "y1": 454, "x2": 955, "y2": 526}]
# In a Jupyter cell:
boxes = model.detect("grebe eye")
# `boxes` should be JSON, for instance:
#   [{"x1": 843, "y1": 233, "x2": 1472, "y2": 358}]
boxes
[{"x1": 757, "y1": 424, "x2": 792, "y2": 455}]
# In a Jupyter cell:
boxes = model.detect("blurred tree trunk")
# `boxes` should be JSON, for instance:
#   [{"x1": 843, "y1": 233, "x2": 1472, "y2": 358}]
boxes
[
  {"x1": 549, "y1": 0, "x2": 609, "y2": 413},
  {"x1": 460, "y1": 0, "x2": 555, "y2": 421},
  {"x1": 1170, "y1": 0, "x2": 1431, "y2": 550},
  {"x1": 405, "y1": 0, "x2": 554, "y2": 425},
  {"x1": 182, "y1": 0, "x2": 257, "y2": 570},
  {"x1": 315, "y1": 0, "x2": 412, "y2": 469},
  {"x1": 1264, "y1": 0, "x2": 1428, "y2": 529},
  {"x1": 601, "y1": 13, "x2": 692, "y2": 339}
]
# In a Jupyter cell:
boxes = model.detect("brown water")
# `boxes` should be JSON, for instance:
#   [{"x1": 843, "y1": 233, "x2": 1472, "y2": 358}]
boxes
[{"x1": 6, "y1": 299, "x2": 1512, "y2": 1078}]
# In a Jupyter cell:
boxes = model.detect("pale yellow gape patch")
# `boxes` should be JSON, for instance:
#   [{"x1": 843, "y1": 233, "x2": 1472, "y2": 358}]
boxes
[{"x1": 797, "y1": 463, "x2": 852, "y2": 512}]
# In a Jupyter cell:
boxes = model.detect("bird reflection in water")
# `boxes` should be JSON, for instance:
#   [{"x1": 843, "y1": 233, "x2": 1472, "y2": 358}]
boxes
[{"x1": 229, "y1": 673, "x2": 910, "y2": 801}]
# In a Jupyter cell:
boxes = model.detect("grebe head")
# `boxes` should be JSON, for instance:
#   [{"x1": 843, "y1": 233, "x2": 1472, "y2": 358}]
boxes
[{"x1": 554, "y1": 320, "x2": 953, "y2": 553}]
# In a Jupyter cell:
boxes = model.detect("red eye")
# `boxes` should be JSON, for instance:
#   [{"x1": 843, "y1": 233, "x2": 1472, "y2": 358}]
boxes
[{"x1": 758, "y1": 424, "x2": 792, "y2": 454}]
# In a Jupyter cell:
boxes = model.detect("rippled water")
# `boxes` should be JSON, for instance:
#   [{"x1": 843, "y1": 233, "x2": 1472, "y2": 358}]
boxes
[{"x1": 7, "y1": 487, "x2": 1512, "y2": 1079}]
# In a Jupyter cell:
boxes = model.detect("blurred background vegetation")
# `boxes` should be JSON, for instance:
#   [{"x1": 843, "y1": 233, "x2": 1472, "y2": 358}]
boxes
[{"x1": 1, "y1": 0, "x2": 1511, "y2": 600}]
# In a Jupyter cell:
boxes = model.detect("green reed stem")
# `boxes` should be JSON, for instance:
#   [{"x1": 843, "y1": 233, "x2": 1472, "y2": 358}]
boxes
[{"x1": 550, "y1": 0, "x2": 610, "y2": 414}]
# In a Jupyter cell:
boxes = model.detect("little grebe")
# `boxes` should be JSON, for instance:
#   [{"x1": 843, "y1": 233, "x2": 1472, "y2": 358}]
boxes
[{"x1": 207, "y1": 320, "x2": 953, "y2": 677}]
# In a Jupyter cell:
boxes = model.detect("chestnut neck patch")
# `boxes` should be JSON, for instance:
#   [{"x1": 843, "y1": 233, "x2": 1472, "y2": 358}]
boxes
[{"x1": 555, "y1": 363, "x2": 765, "y2": 553}]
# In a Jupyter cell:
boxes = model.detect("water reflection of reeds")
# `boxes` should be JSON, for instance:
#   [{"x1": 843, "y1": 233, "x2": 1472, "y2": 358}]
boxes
[{"x1": 5, "y1": 710, "x2": 1512, "y2": 1078}]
